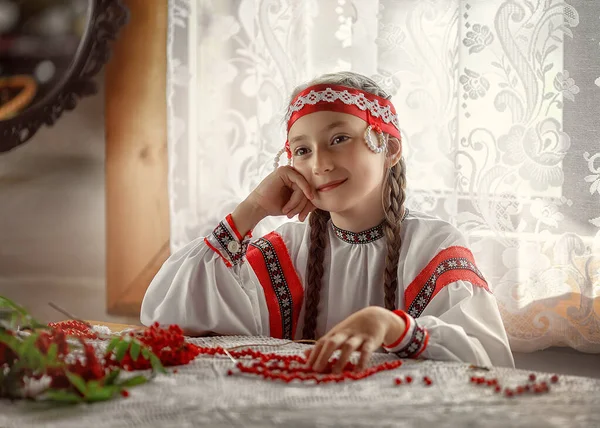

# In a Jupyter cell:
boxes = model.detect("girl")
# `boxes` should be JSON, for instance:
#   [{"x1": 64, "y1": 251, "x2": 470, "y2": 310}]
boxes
[{"x1": 141, "y1": 71, "x2": 515, "y2": 373}]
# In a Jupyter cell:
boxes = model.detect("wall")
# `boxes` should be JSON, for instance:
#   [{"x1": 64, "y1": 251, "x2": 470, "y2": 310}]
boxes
[{"x1": 0, "y1": 72, "x2": 139, "y2": 325}]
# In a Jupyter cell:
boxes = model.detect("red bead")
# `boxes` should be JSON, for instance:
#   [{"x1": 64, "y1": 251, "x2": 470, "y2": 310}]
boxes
[
  {"x1": 550, "y1": 375, "x2": 559, "y2": 383},
  {"x1": 395, "y1": 378, "x2": 402, "y2": 385},
  {"x1": 494, "y1": 385, "x2": 501, "y2": 393},
  {"x1": 405, "y1": 376, "x2": 413, "y2": 384},
  {"x1": 529, "y1": 373, "x2": 536, "y2": 382},
  {"x1": 505, "y1": 389, "x2": 514, "y2": 398}
]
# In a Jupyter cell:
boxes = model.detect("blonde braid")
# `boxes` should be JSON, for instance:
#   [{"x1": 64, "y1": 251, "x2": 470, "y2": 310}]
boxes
[
  {"x1": 302, "y1": 209, "x2": 330, "y2": 340},
  {"x1": 382, "y1": 157, "x2": 407, "y2": 310}
]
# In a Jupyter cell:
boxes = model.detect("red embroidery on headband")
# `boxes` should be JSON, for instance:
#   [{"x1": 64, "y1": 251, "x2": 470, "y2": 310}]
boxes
[{"x1": 286, "y1": 84, "x2": 401, "y2": 139}]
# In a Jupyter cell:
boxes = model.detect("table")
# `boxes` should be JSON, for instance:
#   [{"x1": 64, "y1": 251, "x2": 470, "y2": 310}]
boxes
[{"x1": 2, "y1": 329, "x2": 600, "y2": 427}]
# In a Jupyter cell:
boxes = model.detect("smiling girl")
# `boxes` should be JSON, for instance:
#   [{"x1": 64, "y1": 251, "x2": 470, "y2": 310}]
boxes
[{"x1": 141, "y1": 71, "x2": 514, "y2": 372}]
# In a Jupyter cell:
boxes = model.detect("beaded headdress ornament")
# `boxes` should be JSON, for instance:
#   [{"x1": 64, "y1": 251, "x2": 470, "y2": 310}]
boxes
[{"x1": 274, "y1": 84, "x2": 402, "y2": 169}]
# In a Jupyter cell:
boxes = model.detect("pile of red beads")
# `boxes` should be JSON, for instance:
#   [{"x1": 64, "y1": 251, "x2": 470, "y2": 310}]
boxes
[
  {"x1": 470, "y1": 372, "x2": 559, "y2": 398},
  {"x1": 48, "y1": 320, "x2": 98, "y2": 339}
]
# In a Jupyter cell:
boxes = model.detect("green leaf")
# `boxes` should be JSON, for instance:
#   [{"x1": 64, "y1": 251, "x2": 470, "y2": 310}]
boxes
[
  {"x1": 45, "y1": 390, "x2": 83, "y2": 404},
  {"x1": 66, "y1": 372, "x2": 87, "y2": 395},
  {"x1": 141, "y1": 347, "x2": 150, "y2": 360},
  {"x1": 0, "y1": 330, "x2": 20, "y2": 353},
  {"x1": 104, "y1": 369, "x2": 121, "y2": 386},
  {"x1": 84, "y1": 386, "x2": 117, "y2": 402},
  {"x1": 46, "y1": 343, "x2": 58, "y2": 361},
  {"x1": 0, "y1": 296, "x2": 28, "y2": 315},
  {"x1": 115, "y1": 340, "x2": 130, "y2": 362},
  {"x1": 130, "y1": 341, "x2": 141, "y2": 362},
  {"x1": 117, "y1": 375, "x2": 147, "y2": 387},
  {"x1": 105, "y1": 337, "x2": 120, "y2": 355},
  {"x1": 149, "y1": 354, "x2": 166, "y2": 374}
]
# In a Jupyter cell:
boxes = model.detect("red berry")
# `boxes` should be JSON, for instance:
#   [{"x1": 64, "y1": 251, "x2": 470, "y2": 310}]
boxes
[
  {"x1": 395, "y1": 378, "x2": 402, "y2": 385},
  {"x1": 529, "y1": 373, "x2": 536, "y2": 382},
  {"x1": 405, "y1": 376, "x2": 413, "y2": 384},
  {"x1": 550, "y1": 375, "x2": 559, "y2": 383},
  {"x1": 494, "y1": 385, "x2": 501, "y2": 393},
  {"x1": 121, "y1": 390, "x2": 129, "y2": 397}
]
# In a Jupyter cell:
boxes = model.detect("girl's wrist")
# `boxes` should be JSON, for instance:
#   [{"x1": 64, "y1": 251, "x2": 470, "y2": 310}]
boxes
[
  {"x1": 383, "y1": 309, "x2": 407, "y2": 346},
  {"x1": 231, "y1": 198, "x2": 267, "y2": 238}
]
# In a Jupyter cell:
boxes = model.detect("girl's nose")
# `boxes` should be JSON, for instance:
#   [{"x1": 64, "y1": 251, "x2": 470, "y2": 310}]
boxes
[{"x1": 312, "y1": 150, "x2": 334, "y2": 175}]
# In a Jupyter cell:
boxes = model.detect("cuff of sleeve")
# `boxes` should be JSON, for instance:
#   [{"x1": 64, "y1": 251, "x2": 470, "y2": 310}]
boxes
[
  {"x1": 205, "y1": 214, "x2": 252, "y2": 267},
  {"x1": 383, "y1": 309, "x2": 429, "y2": 359}
]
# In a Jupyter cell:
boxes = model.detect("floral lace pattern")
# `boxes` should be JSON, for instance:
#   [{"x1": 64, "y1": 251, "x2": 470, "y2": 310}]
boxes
[{"x1": 167, "y1": 0, "x2": 600, "y2": 352}]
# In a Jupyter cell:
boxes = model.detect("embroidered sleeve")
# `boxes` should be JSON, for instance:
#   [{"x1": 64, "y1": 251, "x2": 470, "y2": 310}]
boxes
[
  {"x1": 405, "y1": 246, "x2": 489, "y2": 318},
  {"x1": 204, "y1": 214, "x2": 253, "y2": 268},
  {"x1": 246, "y1": 232, "x2": 304, "y2": 340},
  {"x1": 382, "y1": 310, "x2": 429, "y2": 359}
]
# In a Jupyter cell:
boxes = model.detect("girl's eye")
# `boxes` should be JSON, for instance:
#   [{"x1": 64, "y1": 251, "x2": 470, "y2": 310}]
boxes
[
  {"x1": 332, "y1": 135, "x2": 350, "y2": 145},
  {"x1": 294, "y1": 147, "x2": 309, "y2": 156}
]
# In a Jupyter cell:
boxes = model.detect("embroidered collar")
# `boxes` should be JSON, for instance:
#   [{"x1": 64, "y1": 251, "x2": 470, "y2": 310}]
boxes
[{"x1": 331, "y1": 208, "x2": 409, "y2": 245}]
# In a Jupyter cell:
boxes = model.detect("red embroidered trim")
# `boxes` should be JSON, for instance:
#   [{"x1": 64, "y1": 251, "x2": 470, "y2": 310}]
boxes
[
  {"x1": 404, "y1": 246, "x2": 489, "y2": 318},
  {"x1": 393, "y1": 322, "x2": 428, "y2": 359},
  {"x1": 413, "y1": 330, "x2": 430, "y2": 359},
  {"x1": 204, "y1": 237, "x2": 232, "y2": 268},
  {"x1": 383, "y1": 310, "x2": 411, "y2": 349},
  {"x1": 246, "y1": 232, "x2": 304, "y2": 340}
]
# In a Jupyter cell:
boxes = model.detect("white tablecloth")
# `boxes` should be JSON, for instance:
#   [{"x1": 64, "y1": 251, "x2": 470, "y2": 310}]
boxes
[{"x1": 2, "y1": 336, "x2": 600, "y2": 428}]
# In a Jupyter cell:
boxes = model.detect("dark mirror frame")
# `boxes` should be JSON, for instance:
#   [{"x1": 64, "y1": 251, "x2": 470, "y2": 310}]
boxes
[{"x1": 0, "y1": 0, "x2": 129, "y2": 153}]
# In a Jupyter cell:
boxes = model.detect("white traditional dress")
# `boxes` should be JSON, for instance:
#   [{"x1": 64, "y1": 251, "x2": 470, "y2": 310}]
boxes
[{"x1": 141, "y1": 208, "x2": 515, "y2": 368}]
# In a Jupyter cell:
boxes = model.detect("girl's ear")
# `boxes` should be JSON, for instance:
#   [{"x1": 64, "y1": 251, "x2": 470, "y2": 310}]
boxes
[{"x1": 386, "y1": 137, "x2": 402, "y2": 168}]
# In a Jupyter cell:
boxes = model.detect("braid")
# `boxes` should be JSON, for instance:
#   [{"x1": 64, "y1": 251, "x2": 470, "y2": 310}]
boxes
[
  {"x1": 382, "y1": 157, "x2": 407, "y2": 310},
  {"x1": 302, "y1": 209, "x2": 331, "y2": 339}
]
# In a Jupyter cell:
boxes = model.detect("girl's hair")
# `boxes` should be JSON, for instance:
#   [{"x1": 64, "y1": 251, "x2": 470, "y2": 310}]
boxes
[{"x1": 290, "y1": 71, "x2": 408, "y2": 340}]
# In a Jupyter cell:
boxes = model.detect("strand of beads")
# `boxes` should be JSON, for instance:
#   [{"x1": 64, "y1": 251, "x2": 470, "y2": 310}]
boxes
[
  {"x1": 48, "y1": 320, "x2": 98, "y2": 339},
  {"x1": 195, "y1": 345, "x2": 403, "y2": 383}
]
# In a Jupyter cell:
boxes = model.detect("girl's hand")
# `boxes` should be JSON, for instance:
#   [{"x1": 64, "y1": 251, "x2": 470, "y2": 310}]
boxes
[
  {"x1": 247, "y1": 166, "x2": 316, "y2": 222},
  {"x1": 305, "y1": 306, "x2": 405, "y2": 374}
]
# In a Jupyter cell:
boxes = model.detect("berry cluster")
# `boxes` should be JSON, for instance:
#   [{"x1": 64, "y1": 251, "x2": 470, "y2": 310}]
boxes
[{"x1": 115, "y1": 323, "x2": 202, "y2": 370}]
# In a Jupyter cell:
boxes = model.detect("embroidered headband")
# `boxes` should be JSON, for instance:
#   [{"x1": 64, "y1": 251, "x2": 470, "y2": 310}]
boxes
[{"x1": 277, "y1": 84, "x2": 402, "y2": 164}]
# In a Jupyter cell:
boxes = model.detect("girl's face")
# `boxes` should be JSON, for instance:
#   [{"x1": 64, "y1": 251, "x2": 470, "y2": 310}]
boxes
[{"x1": 288, "y1": 111, "x2": 387, "y2": 216}]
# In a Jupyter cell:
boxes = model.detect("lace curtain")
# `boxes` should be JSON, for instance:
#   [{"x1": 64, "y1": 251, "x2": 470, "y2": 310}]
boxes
[{"x1": 167, "y1": 0, "x2": 600, "y2": 353}]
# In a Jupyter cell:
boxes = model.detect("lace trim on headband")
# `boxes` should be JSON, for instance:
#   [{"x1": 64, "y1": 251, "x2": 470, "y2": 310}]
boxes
[{"x1": 285, "y1": 87, "x2": 400, "y2": 131}]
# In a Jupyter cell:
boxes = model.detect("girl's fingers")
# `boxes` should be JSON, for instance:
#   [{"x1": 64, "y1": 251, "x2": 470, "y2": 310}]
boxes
[
  {"x1": 312, "y1": 333, "x2": 347, "y2": 373},
  {"x1": 283, "y1": 167, "x2": 314, "y2": 201},
  {"x1": 306, "y1": 341, "x2": 323, "y2": 369},
  {"x1": 298, "y1": 201, "x2": 315, "y2": 222},
  {"x1": 287, "y1": 198, "x2": 309, "y2": 219},
  {"x1": 282, "y1": 185, "x2": 305, "y2": 214},
  {"x1": 356, "y1": 339, "x2": 377, "y2": 372},
  {"x1": 332, "y1": 336, "x2": 363, "y2": 374}
]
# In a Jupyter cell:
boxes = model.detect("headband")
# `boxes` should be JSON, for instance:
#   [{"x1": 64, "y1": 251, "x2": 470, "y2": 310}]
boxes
[{"x1": 282, "y1": 84, "x2": 401, "y2": 160}]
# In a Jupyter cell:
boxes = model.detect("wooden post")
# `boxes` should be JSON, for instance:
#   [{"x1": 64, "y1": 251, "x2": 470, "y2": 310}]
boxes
[{"x1": 105, "y1": 0, "x2": 169, "y2": 316}]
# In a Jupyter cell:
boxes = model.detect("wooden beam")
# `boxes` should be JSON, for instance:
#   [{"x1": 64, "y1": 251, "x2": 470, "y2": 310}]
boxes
[{"x1": 105, "y1": 0, "x2": 169, "y2": 317}]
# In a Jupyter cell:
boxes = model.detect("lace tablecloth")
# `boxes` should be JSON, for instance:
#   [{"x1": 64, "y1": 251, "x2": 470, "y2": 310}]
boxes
[{"x1": 2, "y1": 335, "x2": 600, "y2": 428}]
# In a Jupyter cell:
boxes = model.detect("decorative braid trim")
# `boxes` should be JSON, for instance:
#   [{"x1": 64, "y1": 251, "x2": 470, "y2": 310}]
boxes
[{"x1": 285, "y1": 87, "x2": 400, "y2": 131}]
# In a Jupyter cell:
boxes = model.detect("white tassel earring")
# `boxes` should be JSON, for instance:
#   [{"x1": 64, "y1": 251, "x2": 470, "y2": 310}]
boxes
[{"x1": 364, "y1": 125, "x2": 387, "y2": 154}]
